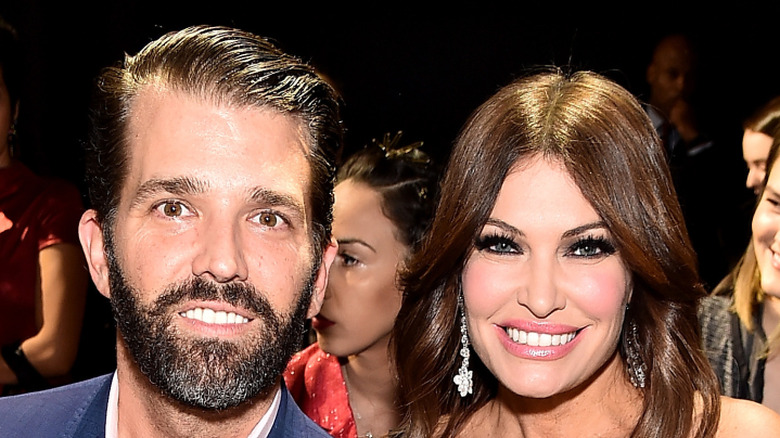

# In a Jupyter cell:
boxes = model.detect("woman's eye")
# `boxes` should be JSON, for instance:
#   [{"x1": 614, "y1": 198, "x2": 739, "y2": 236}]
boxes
[
  {"x1": 157, "y1": 201, "x2": 190, "y2": 218},
  {"x1": 474, "y1": 234, "x2": 519, "y2": 254},
  {"x1": 340, "y1": 253, "x2": 358, "y2": 266},
  {"x1": 569, "y1": 237, "x2": 616, "y2": 258}
]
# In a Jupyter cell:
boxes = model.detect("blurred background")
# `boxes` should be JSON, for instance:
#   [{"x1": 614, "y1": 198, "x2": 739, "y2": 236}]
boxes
[
  {"x1": 2, "y1": 2, "x2": 778, "y2": 186},
  {"x1": 3, "y1": 1, "x2": 779, "y2": 381}
]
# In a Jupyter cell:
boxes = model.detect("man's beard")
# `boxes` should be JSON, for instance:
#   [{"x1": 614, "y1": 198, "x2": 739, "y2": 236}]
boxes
[{"x1": 104, "y1": 231, "x2": 315, "y2": 410}]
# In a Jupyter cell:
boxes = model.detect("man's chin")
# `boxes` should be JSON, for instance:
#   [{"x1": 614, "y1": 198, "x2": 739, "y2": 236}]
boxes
[{"x1": 105, "y1": 237, "x2": 315, "y2": 409}]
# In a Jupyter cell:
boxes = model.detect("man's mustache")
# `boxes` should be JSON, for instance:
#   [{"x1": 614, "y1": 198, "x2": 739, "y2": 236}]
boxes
[{"x1": 150, "y1": 277, "x2": 274, "y2": 319}]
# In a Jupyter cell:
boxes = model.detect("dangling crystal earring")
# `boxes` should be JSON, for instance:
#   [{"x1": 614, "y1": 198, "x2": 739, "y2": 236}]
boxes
[
  {"x1": 626, "y1": 318, "x2": 647, "y2": 388},
  {"x1": 453, "y1": 293, "x2": 473, "y2": 397}
]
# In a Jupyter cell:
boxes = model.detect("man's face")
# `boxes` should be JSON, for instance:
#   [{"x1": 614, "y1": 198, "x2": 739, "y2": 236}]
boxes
[
  {"x1": 646, "y1": 37, "x2": 694, "y2": 116},
  {"x1": 80, "y1": 87, "x2": 335, "y2": 409}
]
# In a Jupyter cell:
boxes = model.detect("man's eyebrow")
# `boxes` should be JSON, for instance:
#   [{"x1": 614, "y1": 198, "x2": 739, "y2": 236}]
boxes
[
  {"x1": 248, "y1": 187, "x2": 306, "y2": 219},
  {"x1": 130, "y1": 177, "x2": 208, "y2": 208}
]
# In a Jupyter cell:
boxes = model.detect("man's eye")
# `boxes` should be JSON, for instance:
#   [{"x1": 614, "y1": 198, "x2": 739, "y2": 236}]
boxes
[
  {"x1": 255, "y1": 211, "x2": 285, "y2": 228},
  {"x1": 157, "y1": 201, "x2": 189, "y2": 218}
]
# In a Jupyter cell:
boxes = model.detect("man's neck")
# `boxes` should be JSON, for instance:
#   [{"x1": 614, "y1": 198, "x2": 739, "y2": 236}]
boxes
[{"x1": 114, "y1": 342, "x2": 278, "y2": 438}]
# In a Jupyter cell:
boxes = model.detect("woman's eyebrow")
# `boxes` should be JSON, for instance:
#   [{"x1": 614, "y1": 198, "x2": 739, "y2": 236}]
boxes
[
  {"x1": 337, "y1": 238, "x2": 376, "y2": 253},
  {"x1": 484, "y1": 218, "x2": 523, "y2": 237},
  {"x1": 561, "y1": 221, "x2": 608, "y2": 239}
]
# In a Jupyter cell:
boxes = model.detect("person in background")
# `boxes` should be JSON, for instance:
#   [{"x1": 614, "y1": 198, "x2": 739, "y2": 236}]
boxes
[
  {"x1": 285, "y1": 132, "x2": 438, "y2": 438},
  {"x1": 0, "y1": 16, "x2": 88, "y2": 395},
  {"x1": 701, "y1": 132, "x2": 780, "y2": 414},
  {"x1": 644, "y1": 33, "x2": 742, "y2": 290},
  {"x1": 742, "y1": 96, "x2": 780, "y2": 195},
  {"x1": 391, "y1": 69, "x2": 780, "y2": 438}
]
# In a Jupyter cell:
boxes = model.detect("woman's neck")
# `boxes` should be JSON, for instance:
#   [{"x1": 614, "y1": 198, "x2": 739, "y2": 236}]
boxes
[
  {"x1": 342, "y1": 338, "x2": 398, "y2": 438},
  {"x1": 763, "y1": 294, "x2": 780, "y2": 336},
  {"x1": 462, "y1": 353, "x2": 642, "y2": 438}
]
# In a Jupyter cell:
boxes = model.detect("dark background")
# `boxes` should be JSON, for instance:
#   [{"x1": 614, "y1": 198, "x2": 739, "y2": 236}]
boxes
[
  {"x1": 2, "y1": 2, "x2": 779, "y2": 380},
  {"x1": 3, "y1": 3, "x2": 780, "y2": 190}
]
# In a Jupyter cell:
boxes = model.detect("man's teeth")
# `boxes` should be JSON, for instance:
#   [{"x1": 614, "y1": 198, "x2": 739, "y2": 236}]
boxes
[
  {"x1": 505, "y1": 327, "x2": 576, "y2": 347},
  {"x1": 180, "y1": 308, "x2": 250, "y2": 324}
]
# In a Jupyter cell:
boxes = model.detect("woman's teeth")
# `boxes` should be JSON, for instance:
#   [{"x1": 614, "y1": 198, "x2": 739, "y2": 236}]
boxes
[{"x1": 505, "y1": 327, "x2": 576, "y2": 347}]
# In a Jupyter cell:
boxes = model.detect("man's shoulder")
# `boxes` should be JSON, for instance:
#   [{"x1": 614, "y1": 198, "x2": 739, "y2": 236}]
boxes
[
  {"x1": 269, "y1": 383, "x2": 331, "y2": 437},
  {"x1": 0, "y1": 373, "x2": 112, "y2": 438}
]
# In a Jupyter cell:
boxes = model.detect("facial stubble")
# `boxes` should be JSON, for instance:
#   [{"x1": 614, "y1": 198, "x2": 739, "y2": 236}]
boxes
[{"x1": 103, "y1": 229, "x2": 315, "y2": 410}]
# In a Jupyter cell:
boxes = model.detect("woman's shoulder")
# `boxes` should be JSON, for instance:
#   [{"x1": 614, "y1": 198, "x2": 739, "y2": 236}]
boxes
[
  {"x1": 698, "y1": 294, "x2": 733, "y2": 318},
  {"x1": 285, "y1": 343, "x2": 338, "y2": 376},
  {"x1": 716, "y1": 396, "x2": 780, "y2": 437},
  {"x1": 698, "y1": 294, "x2": 736, "y2": 341}
]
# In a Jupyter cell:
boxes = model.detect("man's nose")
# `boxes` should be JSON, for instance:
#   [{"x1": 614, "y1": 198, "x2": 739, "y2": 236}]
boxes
[{"x1": 191, "y1": 216, "x2": 249, "y2": 283}]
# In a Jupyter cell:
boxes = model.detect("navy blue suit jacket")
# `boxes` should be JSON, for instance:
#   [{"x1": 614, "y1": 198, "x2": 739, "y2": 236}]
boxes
[{"x1": 0, "y1": 373, "x2": 330, "y2": 437}]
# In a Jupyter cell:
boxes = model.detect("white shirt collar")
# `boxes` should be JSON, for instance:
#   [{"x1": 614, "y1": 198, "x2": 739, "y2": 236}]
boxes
[{"x1": 105, "y1": 372, "x2": 282, "y2": 438}]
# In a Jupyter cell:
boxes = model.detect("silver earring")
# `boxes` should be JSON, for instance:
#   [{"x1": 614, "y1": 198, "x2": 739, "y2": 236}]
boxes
[
  {"x1": 453, "y1": 294, "x2": 473, "y2": 397},
  {"x1": 626, "y1": 319, "x2": 646, "y2": 388}
]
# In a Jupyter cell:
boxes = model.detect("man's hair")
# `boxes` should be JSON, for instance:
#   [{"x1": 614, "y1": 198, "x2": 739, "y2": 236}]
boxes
[{"x1": 86, "y1": 25, "x2": 343, "y2": 250}]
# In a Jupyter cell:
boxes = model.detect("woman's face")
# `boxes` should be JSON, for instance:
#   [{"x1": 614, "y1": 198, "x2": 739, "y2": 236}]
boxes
[
  {"x1": 312, "y1": 179, "x2": 407, "y2": 357},
  {"x1": 743, "y1": 129, "x2": 773, "y2": 195},
  {"x1": 461, "y1": 156, "x2": 632, "y2": 398},
  {"x1": 753, "y1": 158, "x2": 780, "y2": 298}
]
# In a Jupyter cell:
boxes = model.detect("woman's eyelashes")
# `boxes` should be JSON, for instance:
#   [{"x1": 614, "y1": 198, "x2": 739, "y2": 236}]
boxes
[
  {"x1": 338, "y1": 252, "x2": 360, "y2": 267},
  {"x1": 474, "y1": 231, "x2": 616, "y2": 259},
  {"x1": 474, "y1": 233, "x2": 520, "y2": 254},
  {"x1": 566, "y1": 235, "x2": 616, "y2": 259}
]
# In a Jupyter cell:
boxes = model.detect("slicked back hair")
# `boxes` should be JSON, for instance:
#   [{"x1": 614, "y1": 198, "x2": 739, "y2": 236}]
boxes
[{"x1": 86, "y1": 25, "x2": 343, "y2": 251}]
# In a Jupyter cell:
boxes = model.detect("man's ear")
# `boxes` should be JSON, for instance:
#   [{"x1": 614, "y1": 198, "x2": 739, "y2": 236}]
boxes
[
  {"x1": 307, "y1": 238, "x2": 337, "y2": 319},
  {"x1": 78, "y1": 209, "x2": 111, "y2": 299},
  {"x1": 646, "y1": 62, "x2": 658, "y2": 86}
]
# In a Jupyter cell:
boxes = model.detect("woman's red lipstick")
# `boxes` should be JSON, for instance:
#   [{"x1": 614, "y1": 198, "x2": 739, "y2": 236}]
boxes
[{"x1": 311, "y1": 315, "x2": 334, "y2": 330}]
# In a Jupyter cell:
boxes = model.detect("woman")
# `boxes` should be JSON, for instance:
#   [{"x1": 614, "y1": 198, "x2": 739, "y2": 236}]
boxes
[
  {"x1": 742, "y1": 95, "x2": 780, "y2": 195},
  {"x1": 0, "y1": 17, "x2": 88, "y2": 394},
  {"x1": 701, "y1": 134, "x2": 780, "y2": 413},
  {"x1": 392, "y1": 69, "x2": 779, "y2": 437},
  {"x1": 285, "y1": 133, "x2": 438, "y2": 438}
]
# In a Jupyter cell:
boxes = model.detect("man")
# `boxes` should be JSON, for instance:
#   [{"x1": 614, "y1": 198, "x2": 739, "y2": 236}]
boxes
[
  {"x1": 644, "y1": 33, "x2": 704, "y2": 158},
  {"x1": 0, "y1": 25, "x2": 342, "y2": 437},
  {"x1": 643, "y1": 33, "x2": 739, "y2": 289}
]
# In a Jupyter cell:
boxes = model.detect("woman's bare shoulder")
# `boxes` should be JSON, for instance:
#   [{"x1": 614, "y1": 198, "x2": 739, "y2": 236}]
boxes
[{"x1": 716, "y1": 396, "x2": 780, "y2": 437}]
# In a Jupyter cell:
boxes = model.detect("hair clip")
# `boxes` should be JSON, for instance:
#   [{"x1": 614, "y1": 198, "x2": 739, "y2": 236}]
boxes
[{"x1": 372, "y1": 131, "x2": 430, "y2": 165}]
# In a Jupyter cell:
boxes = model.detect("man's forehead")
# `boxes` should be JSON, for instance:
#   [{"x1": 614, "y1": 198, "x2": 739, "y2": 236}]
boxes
[
  {"x1": 121, "y1": 86, "x2": 315, "y2": 203},
  {"x1": 130, "y1": 84, "x2": 309, "y2": 139}
]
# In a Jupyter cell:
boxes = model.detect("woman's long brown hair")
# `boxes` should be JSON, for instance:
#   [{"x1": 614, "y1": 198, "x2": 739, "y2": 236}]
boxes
[{"x1": 391, "y1": 69, "x2": 721, "y2": 438}]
